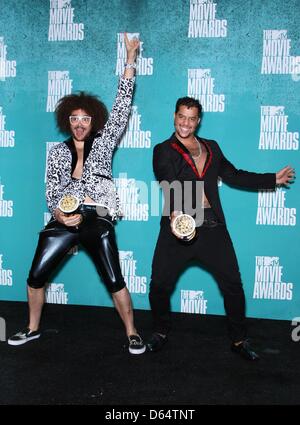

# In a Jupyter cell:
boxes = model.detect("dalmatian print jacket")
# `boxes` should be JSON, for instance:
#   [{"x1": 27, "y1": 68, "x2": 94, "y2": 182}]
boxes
[{"x1": 46, "y1": 77, "x2": 135, "y2": 218}]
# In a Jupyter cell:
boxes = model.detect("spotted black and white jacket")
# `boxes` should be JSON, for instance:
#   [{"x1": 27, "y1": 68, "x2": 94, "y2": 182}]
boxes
[{"x1": 46, "y1": 77, "x2": 135, "y2": 218}]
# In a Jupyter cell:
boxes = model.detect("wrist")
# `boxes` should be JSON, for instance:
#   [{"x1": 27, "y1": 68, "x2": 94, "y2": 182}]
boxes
[
  {"x1": 124, "y1": 62, "x2": 137, "y2": 70},
  {"x1": 126, "y1": 54, "x2": 136, "y2": 63}
]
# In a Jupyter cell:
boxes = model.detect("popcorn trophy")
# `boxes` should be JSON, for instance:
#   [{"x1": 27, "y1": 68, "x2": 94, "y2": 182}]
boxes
[{"x1": 171, "y1": 212, "x2": 197, "y2": 243}]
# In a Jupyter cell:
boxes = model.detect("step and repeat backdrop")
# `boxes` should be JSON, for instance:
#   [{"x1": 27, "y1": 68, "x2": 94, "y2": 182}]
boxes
[{"x1": 0, "y1": 0, "x2": 299, "y2": 321}]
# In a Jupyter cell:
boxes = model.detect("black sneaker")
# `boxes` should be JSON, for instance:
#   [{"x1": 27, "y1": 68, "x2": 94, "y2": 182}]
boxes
[
  {"x1": 146, "y1": 332, "x2": 167, "y2": 352},
  {"x1": 231, "y1": 339, "x2": 260, "y2": 361},
  {"x1": 8, "y1": 328, "x2": 41, "y2": 346},
  {"x1": 128, "y1": 334, "x2": 146, "y2": 354}
]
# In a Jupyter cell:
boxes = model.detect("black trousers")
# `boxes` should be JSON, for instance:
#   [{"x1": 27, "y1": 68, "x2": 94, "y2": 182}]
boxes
[
  {"x1": 27, "y1": 206, "x2": 126, "y2": 293},
  {"x1": 149, "y1": 214, "x2": 247, "y2": 343}
]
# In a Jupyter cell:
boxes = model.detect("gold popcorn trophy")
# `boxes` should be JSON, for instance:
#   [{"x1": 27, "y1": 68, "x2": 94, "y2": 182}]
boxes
[
  {"x1": 58, "y1": 194, "x2": 80, "y2": 214},
  {"x1": 171, "y1": 213, "x2": 197, "y2": 242}
]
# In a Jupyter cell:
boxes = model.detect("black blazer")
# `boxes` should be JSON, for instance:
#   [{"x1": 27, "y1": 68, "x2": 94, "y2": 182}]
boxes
[{"x1": 153, "y1": 133, "x2": 276, "y2": 224}]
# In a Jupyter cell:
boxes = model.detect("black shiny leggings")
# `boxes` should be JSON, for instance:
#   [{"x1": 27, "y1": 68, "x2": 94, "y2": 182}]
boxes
[{"x1": 27, "y1": 207, "x2": 126, "y2": 293}]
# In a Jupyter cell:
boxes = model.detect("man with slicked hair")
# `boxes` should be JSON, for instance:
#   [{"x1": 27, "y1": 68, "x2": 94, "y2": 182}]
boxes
[{"x1": 147, "y1": 96, "x2": 295, "y2": 360}]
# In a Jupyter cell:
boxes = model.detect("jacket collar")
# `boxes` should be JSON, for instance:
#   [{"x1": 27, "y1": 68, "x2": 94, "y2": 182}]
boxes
[
  {"x1": 64, "y1": 132, "x2": 96, "y2": 173},
  {"x1": 169, "y1": 133, "x2": 212, "y2": 179}
]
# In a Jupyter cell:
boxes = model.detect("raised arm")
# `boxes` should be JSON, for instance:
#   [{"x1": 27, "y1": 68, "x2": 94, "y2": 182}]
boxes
[
  {"x1": 123, "y1": 32, "x2": 140, "y2": 79},
  {"x1": 100, "y1": 33, "x2": 140, "y2": 148}
]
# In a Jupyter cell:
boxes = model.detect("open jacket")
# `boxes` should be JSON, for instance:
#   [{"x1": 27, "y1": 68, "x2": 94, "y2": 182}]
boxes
[
  {"x1": 153, "y1": 133, "x2": 276, "y2": 225},
  {"x1": 46, "y1": 77, "x2": 135, "y2": 218}
]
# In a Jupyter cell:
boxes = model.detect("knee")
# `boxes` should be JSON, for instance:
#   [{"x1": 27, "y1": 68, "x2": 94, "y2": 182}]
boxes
[
  {"x1": 107, "y1": 279, "x2": 126, "y2": 294},
  {"x1": 27, "y1": 276, "x2": 45, "y2": 289}
]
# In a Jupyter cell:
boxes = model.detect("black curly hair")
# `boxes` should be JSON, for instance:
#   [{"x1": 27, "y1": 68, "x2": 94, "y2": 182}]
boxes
[{"x1": 55, "y1": 91, "x2": 109, "y2": 135}]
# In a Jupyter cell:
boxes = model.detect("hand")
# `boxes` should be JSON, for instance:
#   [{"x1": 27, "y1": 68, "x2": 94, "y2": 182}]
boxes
[
  {"x1": 54, "y1": 209, "x2": 83, "y2": 227},
  {"x1": 170, "y1": 210, "x2": 183, "y2": 239},
  {"x1": 124, "y1": 32, "x2": 140, "y2": 62},
  {"x1": 276, "y1": 166, "x2": 295, "y2": 187}
]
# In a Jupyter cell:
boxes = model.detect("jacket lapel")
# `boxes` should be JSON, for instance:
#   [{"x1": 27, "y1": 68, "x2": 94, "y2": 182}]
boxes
[{"x1": 170, "y1": 135, "x2": 212, "y2": 179}]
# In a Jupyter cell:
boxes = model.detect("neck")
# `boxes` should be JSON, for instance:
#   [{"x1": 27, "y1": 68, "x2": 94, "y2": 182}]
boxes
[
  {"x1": 73, "y1": 139, "x2": 85, "y2": 151},
  {"x1": 175, "y1": 132, "x2": 195, "y2": 146}
]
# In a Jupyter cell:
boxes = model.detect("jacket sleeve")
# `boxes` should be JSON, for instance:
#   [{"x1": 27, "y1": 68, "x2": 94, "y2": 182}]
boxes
[
  {"x1": 46, "y1": 146, "x2": 65, "y2": 215},
  {"x1": 100, "y1": 77, "x2": 135, "y2": 151},
  {"x1": 218, "y1": 146, "x2": 276, "y2": 190},
  {"x1": 153, "y1": 144, "x2": 181, "y2": 215}
]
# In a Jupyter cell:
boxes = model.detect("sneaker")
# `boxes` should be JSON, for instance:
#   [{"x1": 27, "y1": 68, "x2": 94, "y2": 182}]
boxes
[
  {"x1": 231, "y1": 339, "x2": 260, "y2": 361},
  {"x1": 128, "y1": 334, "x2": 146, "y2": 355},
  {"x1": 8, "y1": 328, "x2": 41, "y2": 346},
  {"x1": 146, "y1": 332, "x2": 167, "y2": 352}
]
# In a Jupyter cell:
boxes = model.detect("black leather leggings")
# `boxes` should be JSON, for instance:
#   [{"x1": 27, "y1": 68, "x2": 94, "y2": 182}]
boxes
[{"x1": 27, "y1": 206, "x2": 126, "y2": 293}]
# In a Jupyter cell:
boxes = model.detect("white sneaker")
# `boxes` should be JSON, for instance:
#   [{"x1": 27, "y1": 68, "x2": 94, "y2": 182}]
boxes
[{"x1": 8, "y1": 328, "x2": 41, "y2": 346}]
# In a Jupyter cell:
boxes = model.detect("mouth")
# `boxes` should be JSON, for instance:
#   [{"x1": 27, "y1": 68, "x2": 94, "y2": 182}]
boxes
[
  {"x1": 74, "y1": 127, "x2": 85, "y2": 137},
  {"x1": 178, "y1": 126, "x2": 191, "y2": 134}
]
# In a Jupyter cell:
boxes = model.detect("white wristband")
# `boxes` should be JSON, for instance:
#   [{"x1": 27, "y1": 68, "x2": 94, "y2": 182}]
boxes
[{"x1": 124, "y1": 62, "x2": 137, "y2": 69}]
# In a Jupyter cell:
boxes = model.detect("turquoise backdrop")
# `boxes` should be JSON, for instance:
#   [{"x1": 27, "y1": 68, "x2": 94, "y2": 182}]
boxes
[{"x1": 0, "y1": 0, "x2": 299, "y2": 321}]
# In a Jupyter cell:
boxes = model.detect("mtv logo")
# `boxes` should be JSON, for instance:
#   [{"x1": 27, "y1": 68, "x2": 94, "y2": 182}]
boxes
[
  {"x1": 264, "y1": 256, "x2": 280, "y2": 266},
  {"x1": 60, "y1": 71, "x2": 69, "y2": 79},
  {"x1": 268, "y1": 106, "x2": 285, "y2": 116},
  {"x1": 199, "y1": 69, "x2": 211, "y2": 78},
  {"x1": 49, "y1": 283, "x2": 64, "y2": 292},
  {"x1": 58, "y1": 0, "x2": 71, "y2": 8},
  {"x1": 271, "y1": 30, "x2": 287, "y2": 40},
  {"x1": 119, "y1": 251, "x2": 133, "y2": 261},
  {"x1": 187, "y1": 290, "x2": 204, "y2": 300}
]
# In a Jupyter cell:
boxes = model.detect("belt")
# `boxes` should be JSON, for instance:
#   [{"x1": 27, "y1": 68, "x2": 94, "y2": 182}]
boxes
[
  {"x1": 201, "y1": 208, "x2": 222, "y2": 228},
  {"x1": 78, "y1": 204, "x2": 114, "y2": 221}
]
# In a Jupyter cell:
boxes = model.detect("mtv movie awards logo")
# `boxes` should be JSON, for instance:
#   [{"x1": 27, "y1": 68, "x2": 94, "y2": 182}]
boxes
[
  {"x1": 120, "y1": 105, "x2": 151, "y2": 149},
  {"x1": 46, "y1": 71, "x2": 73, "y2": 112},
  {"x1": 259, "y1": 106, "x2": 299, "y2": 150},
  {"x1": 261, "y1": 30, "x2": 300, "y2": 75},
  {"x1": 115, "y1": 173, "x2": 149, "y2": 221},
  {"x1": 256, "y1": 188, "x2": 296, "y2": 226},
  {"x1": 253, "y1": 256, "x2": 293, "y2": 300},
  {"x1": 188, "y1": 0, "x2": 227, "y2": 38},
  {"x1": 48, "y1": 0, "x2": 84, "y2": 41},
  {"x1": 0, "y1": 106, "x2": 15, "y2": 148},
  {"x1": 0, "y1": 181, "x2": 13, "y2": 217},
  {"x1": 0, "y1": 254, "x2": 13, "y2": 287},
  {"x1": 187, "y1": 68, "x2": 225, "y2": 112},
  {"x1": 115, "y1": 33, "x2": 153, "y2": 76},
  {"x1": 181, "y1": 290, "x2": 208, "y2": 314},
  {"x1": 119, "y1": 251, "x2": 147, "y2": 294},
  {"x1": 46, "y1": 282, "x2": 69, "y2": 304},
  {"x1": 0, "y1": 37, "x2": 16, "y2": 81}
]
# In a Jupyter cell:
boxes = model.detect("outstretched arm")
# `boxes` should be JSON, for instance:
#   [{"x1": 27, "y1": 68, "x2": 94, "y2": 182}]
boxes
[{"x1": 276, "y1": 166, "x2": 295, "y2": 187}]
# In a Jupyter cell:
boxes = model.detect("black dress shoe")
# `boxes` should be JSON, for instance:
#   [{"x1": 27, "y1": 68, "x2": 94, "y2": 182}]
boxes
[
  {"x1": 231, "y1": 340, "x2": 260, "y2": 361},
  {"x1": 146, "y1": 333, "x2": 167, "y2": 352}
]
